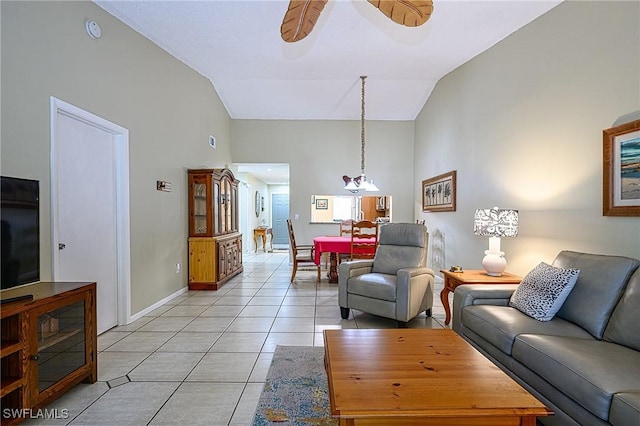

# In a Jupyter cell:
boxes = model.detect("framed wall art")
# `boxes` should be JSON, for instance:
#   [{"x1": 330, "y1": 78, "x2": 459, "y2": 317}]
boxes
[
  {"x1": 315, "y1": 198, "x2": 328, "y2": 210},
  {"x1": 255, "y1": 191, "x2": 261, "y2": 217},
  {"x1": 422, "y1": 170, "x2": 456, "y2": 212},
  {"x1": 603, "y1": 119, "x2": 640, "y2": 216}
]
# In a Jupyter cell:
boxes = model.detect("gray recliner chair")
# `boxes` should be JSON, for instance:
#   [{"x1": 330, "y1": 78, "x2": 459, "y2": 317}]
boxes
[{"x1": 338, "y1": 222, "x2": 435, "y2": 328}]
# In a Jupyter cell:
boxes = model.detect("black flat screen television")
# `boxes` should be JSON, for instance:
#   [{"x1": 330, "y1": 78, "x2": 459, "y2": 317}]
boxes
[{"x1": 1, "y1": 176, "x2": 40, "y2": 290}]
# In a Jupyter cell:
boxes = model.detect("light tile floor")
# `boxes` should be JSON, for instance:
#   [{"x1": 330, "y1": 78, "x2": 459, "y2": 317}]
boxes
[{"x1": 26, "y1": 251, "x2": 450, "y2": 426}]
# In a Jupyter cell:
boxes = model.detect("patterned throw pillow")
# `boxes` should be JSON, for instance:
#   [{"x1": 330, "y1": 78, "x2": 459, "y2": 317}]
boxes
[{"x1": 509, "y1": 262, "x2": 580, "y2": 321}]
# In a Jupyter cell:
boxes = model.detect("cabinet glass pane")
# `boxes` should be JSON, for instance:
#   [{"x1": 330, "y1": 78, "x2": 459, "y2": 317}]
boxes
[
  {"x1": 194, "y1": 216, "x2": 207, "y2": 234},
  {"x1": 37, "y1": 301, "x2": 85, "y2": 392},
  {"x1": 219, "y1": 180, "x2": 226, "y2": 233},
  {"x1": 193, "y1": 183, "x2": 207, "y2": 234},
  {"x1": 225, "y1": 180, "x2": 232, "y2": 232},
  {"x1": 231, "y1": 188, "x2": 237, "y2": 230},
  {"x1": 213, "y1": 183, "x2": 220, "y2": 235}
]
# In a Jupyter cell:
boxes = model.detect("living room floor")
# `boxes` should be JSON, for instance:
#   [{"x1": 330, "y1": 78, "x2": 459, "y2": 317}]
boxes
[{"x1": 25, "y1": 251, "x2": 450, "y2": 426}]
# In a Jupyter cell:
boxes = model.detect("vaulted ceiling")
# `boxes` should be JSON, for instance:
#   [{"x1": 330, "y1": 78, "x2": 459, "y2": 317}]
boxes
[{"x1": 94, "y1": 0, "x2": 562, "y2": 121}]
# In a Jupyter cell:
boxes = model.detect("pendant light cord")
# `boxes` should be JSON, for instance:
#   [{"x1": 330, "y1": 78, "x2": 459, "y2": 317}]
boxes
[
  {"x1": 361, "y1": 75, "x2": 366, "y2": 176},
  {"x1": 343, "y1": 75, "x2": 378, "y2": 192}
]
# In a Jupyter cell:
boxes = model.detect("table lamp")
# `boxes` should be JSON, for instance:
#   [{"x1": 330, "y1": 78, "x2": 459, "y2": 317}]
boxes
[{"x1": 473, "y1": 207, "x2": 519, "y2": 276}]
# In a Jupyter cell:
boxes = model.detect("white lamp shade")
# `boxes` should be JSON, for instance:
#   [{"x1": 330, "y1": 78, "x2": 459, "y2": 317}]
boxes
[
  {"x1": 365, "y1": 179, "x2": 379, "y2": 192},
  {"x1": 474, "y1": 208, "x2": 519, "y2": 237},
  {"x1": 344, "y1": 179, "x2": 359, "y2": 191}
]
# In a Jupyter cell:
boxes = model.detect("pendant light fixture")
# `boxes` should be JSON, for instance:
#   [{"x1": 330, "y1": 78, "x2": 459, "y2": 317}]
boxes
[{"x1": 343, "y1": 76, "x2": 379, "y2": 193}]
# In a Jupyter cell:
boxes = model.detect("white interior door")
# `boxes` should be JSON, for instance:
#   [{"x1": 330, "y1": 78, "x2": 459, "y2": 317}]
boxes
[{"x1": 51, "y1": 98, "x2": 130, "y2": 334}]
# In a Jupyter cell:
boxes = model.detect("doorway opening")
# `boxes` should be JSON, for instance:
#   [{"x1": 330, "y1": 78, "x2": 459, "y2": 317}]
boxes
[{"x1": 234, "y1": 163, "x2": 289, "y2": 252}]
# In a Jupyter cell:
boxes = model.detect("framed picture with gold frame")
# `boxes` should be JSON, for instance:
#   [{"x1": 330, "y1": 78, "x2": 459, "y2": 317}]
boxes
[
  {"x1": 603, "y1": 119, "x2": 640, "y2": 216},
  {"x1": 315, "y1": 198, "x2": 328, "y2": 210},
  {"x1": 422, "y1": 170, "x2": 456, "y2": 212}
]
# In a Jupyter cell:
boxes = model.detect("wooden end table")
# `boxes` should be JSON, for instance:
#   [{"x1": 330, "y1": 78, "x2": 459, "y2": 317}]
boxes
[
  {"x1": 253, "y1": 227, "x2": 272, "y2": 252},
  {"x1": 440, "y1": 269, "x2": 522, "y2": 325},
  {"x1": 323, "y1": 329, "x2": 551, "y2": 425}
]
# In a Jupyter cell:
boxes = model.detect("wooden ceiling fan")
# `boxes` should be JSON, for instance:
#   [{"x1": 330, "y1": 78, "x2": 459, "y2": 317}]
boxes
[{"x1": 281, "y1": 0, "x2": 434, "y2": 43}]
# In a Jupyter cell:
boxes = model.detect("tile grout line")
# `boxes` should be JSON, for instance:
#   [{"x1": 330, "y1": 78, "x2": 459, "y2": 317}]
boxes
[{"x1": 85, "y1": 252, "x2": 447, "y2": 425}]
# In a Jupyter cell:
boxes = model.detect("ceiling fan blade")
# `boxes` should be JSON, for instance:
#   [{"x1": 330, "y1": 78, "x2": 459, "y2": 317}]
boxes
[
  {"x1": 281, "y1": 0, "x2": 329, "y2": 43},
  {"x1": 368, "y1": 0, "x2": 434, "y2": 27}
]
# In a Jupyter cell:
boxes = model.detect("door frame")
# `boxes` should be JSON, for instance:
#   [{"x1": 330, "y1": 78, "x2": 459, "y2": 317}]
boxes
[
  {"x1": 50, "y1": 97, "x2": 131, "y2": 327},
  {"x1": 238, "y1": 181, "x2": 250, "y2": 253}
]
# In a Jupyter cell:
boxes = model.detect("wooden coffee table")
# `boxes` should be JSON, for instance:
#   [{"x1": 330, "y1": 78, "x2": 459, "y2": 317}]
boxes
[{"x1": 323, "y1": 329, "x2": 551, "y2": 425}]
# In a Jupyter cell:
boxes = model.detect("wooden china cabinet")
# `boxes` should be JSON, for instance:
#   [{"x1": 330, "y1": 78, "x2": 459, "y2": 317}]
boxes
[{"x1": 188, "y1": 168, "x2": 243, "y2": 290}]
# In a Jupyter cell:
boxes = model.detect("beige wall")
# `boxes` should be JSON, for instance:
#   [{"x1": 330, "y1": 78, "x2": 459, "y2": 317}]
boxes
[
  {"x1": 4, "y1": 0, "x2": 638, "y2": 318},
  {"x1": 414, "y1": 1, "x2": 640, "y2": 277},
  {"x1": 235, "y1": 172, "x2": 269, "y2": 252},
  {"x1": 231, "y1": 120, "x2": 415, "y2": 243},
  {"x1": 1, "y1": 1, "x2": 232, "y2": 314}
]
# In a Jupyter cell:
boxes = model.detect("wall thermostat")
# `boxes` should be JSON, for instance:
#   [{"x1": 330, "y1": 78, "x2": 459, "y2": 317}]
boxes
[{"x1": 85, "y1": 20, "x2": 102, "y2": 39}]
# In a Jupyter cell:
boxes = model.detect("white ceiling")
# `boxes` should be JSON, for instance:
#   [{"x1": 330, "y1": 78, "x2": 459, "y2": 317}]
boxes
[
  {"x1": 236, "y1": 163, "x2": 290, "y2": 185},
  {"x1": 94, "y1": 0, "x2": 562, "y2": 121}
]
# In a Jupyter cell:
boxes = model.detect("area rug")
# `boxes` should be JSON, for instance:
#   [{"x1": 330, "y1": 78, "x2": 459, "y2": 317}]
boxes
[{"x1": 253, "y1": 345, "x2": 338, "y2": 426}]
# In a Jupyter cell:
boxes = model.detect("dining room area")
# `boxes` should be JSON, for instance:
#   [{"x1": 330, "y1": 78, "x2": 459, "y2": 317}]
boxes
[
  {"x1": 311, "y1": 219, "x2": 379, "y2": 283},
  {"x1": 288, "y1": 193, "x2": 432, "y2": 282},
  {"x1": 297, "y1": 194, "x2": 390, "y2": 281},
  {"x1": 288, "y1": 218, "x2": 435, "y2": 329},
  {"x1": 282, "y1": 190, "x2": 437, "y2": 329}
]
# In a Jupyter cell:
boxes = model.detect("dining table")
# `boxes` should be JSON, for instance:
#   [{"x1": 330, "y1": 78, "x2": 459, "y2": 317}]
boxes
[{"x1": 313, "y1": 235, "x2": 376, "y2": 283}]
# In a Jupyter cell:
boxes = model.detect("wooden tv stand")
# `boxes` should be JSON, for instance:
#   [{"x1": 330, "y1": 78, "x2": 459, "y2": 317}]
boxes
[{"x1": 0, "y1": 282, "x2": 97, "y2": 425}]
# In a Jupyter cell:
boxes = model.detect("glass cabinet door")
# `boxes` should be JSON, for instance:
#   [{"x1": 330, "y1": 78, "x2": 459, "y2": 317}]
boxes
[
  {"x1": 222, "y1": 178, "x2": 232, "y2": 234},
  {"x1": 213, "y1": 181, "x2": 220, "y2": 235},
  {"x1": 188, "y1": 169, "x2": 240, "y2": 238},
  {"x1": 36, "y1": 300, "x2": 86, "y2": 392},
  {"x1": 231, "y1": 186, "x2": 238, "y2": 231},
  {"x1": 193, "y1": 182, "x2": 208, "y2": 235}
]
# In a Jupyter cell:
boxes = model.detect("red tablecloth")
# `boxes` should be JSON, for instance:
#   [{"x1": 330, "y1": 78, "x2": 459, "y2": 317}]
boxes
[{"x1": 313, "y1": 236, "x2": 375, "y2": 265}]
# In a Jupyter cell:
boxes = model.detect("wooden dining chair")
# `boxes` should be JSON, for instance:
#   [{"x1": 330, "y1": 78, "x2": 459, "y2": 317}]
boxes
[
  {"x1": 350, "y1": 220, "x2": 379, "y2": 260},
  {"x1": 336, "y1": 219, "x2": 355, "y2": 264},
  {"x1": 340, "y1": 219, "x2": 354, "y2": 236},
  {"x1": 286, "y1": 219, "x2": 320, "y2": 282}
]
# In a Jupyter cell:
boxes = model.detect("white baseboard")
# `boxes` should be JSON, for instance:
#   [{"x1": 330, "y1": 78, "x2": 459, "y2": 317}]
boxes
[{"x1": 126, "y1": 286, "x2": 189, "y2": 324}]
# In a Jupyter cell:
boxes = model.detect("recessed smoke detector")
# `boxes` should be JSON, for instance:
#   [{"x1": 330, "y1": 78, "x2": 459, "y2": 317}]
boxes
[{"x1": 85, "y1": 20, "x2": 102, "y2": 39}]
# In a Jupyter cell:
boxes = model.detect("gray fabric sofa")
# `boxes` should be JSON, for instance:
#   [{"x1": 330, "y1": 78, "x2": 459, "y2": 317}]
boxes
[{"x1": 452, "y1": 251, "x2": 640, "y2": 426}]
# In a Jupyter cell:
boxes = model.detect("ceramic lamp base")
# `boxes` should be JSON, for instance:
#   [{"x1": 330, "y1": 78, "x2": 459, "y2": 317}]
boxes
[{"x1": 482, "y1": 251, "x2": 507, "y2": 276}]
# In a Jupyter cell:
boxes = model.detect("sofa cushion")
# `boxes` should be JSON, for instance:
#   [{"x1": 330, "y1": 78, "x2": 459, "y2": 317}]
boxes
[
  {"x1": 347, "y1": 273, "x2": 397, "y2": 302},
  {"x1": 610, "y1": 392, "x2": 640, "y2": 426},
  {"x1": 372, "y1": 223, "x2": 427, "y2": 275},
  {"x1": 604, "y1": 268, "x2": 640, "y2": 351},
  {"x1": 461, "y1": 305, "x2": 592, "y2": 355},
  {"x1": 512, "y1": 334, "x2": 640, "y2": 422},
  {"x1": 509, "y1": 262, "x2": 579, "y2": 321},
  {"x1": 552, "y1": 251, "x2": 640, "y2": 338}
]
